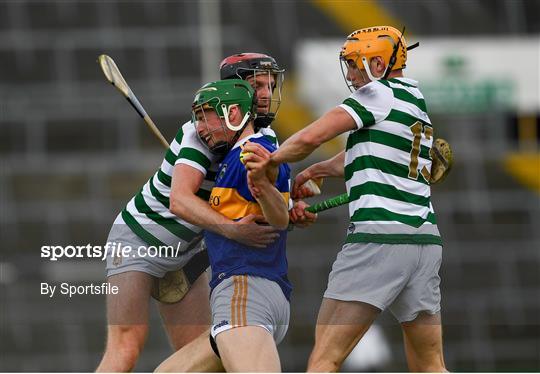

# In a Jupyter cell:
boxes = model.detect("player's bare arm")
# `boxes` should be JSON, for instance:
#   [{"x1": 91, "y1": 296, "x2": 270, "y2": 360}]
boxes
[
  {"x1": 250, "y1": 172, "x2": 289, "y2": 230},
  {"x1": 270, "y1": 107, "x2": 356, "y2": 165},
  {"x1": 170, "y1": 164, "x2": 279, "y2": 248},
  {"x1": 244, "y1": 144, "x2": 289, "y2": 230},
  {"x1": 240, "y1": 107, "x2": 355, "y2": 185},
  {"x1": 240, "y1": 107, "x2": 351, "y2": 174},
  {"x1": 245, "y1": 142, "x2": 317, "y2": 229},
  {"x1": 240, "y1": 145, "x2": 318, "y2": 230}
]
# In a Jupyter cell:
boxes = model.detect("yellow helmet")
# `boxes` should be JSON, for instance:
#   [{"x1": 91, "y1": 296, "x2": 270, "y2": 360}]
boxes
[{"x1": 339, "y1": 26, "x2": 416, "y2": 83}]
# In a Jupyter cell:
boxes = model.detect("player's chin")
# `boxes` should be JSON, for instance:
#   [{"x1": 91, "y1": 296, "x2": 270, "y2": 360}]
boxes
[{"x1": 209, "y1": 140, "x2": 230, "y2": 155}]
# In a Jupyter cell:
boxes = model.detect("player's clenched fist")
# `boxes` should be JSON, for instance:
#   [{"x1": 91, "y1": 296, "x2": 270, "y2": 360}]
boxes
[
  {"x1": 293, "y1": 170, "x2": 321, "y2": 199},
  {"x1": 242, "y1": 141, "x2": 278, "y2": 184},
  {"x1": 289, "y1": 200, "x2": 318, "y2": 228}
]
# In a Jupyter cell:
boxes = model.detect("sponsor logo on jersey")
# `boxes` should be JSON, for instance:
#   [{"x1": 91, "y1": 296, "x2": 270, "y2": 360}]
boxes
[
  {"x1": 216, "y1": 163, "x2": 227, "y2": 184},
  {"x1": 213, "y1": 320, "x2": 229, "y2": 331}
]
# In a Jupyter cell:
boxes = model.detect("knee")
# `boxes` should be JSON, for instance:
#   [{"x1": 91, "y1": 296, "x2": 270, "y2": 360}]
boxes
[
  {"x1": 307, "y1": 359, "x2": 340, "y2": 373},
  {"x1": 307, "y1": 348, "x2": 345, "y2": 373},
  {"x1": 307, "y1": 357, "x2": 341, "y2": 372},
  {"x1": 414, "y1": 363, "x2": 447, "y2": 372},
  {"x1": 409, "y1": 361, "x2": 448, "y2": 373},
  {"x1": 408, "y1": 354, "x2": 447, "y2": 372},
  {"x1": 167, "y1": 325, "x2": 208, "y2": 351},
  {"x1": 105, "y1": 325, "x2": 148, "y2": 367}
]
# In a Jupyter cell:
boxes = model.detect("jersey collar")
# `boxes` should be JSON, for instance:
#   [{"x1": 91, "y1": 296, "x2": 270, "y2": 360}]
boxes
[
  {"x1": 232, "y1": 131, "x2": 266, "y2": 150},
  {"x1": 391, "y1": 77, "x2": 418, "y2": 87}
]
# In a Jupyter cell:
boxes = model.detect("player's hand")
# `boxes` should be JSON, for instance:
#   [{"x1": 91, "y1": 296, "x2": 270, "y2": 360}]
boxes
[
  {"x1": 289, "y1": 200, "x2": 317, "y2": 228},
  {"x1": 242, "y1": 142, "x2": 278, "y2": 185},
  {"x1": 224, "y1": 214, "x2": 279, "y2": 248},
  {"x1": 292, "y1": 170, "x2": 315, "y2": 199},
  {"x1": 242, "y1": 141, "x2": 278, "y2": 198}
]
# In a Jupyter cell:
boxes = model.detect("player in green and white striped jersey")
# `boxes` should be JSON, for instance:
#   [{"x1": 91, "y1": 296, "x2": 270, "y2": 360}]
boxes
[
  {"x1": 97, "y1": 53, "x2": 286, "y2": 372},
  {"x1": 249, "y1": 26, "x2": 448, "y2": 372},
  {"x1": 340, "y1": 76, "x2": 441, "y2": 245},
  {"x1": 112, "y1": 121, "x2": 279, "y2": 265}
]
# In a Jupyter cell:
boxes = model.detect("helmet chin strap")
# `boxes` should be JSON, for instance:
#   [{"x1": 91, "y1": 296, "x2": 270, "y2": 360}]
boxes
[
  {"x1": 222, "y1": 104, "x2": 251, "y2": 131},
  {"x1": 361, "y1": 56, "x2": 386, "y2": 82}
]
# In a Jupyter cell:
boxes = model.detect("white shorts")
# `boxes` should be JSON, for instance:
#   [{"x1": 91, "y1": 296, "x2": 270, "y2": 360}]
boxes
[
  {"x1": 105, "y1": 215, "x2": 207, "y2": 281},
  {"x1": 324, "y1": 242, "x2": 442, "y2": 322},
  {"x1": 210, "y1": 275, "x2": 290, "y2": 344}
]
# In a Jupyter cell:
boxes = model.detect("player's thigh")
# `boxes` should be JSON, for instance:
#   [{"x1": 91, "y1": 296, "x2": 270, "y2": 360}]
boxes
[
  {"x1": 401, "y1": 312, "x2": 446, "y2": 372},
  {"x1": 308, "y1": 297, "x2": 380, "y2": 370},
  {"x1": 106, "y1": 271, "x2": 154, "y2": 325},
  {"x1": 389, "y1": 244, "x2": 442, "y2": 323},
  {"x1": 210, "y1": 275, "x2": 290, "y2": 344},
  {"x1": 155, "y1": 330, "x2": 224, "y2": 373},
  {"x1": 324, "y1": 242, "x2": 419, "y2": 313},
  {"x1": 216, "y1": 325, "x2": 281, "y2": 372},
  {"x1": 100, "y1": 271, "x2": 153, "y2": 368},
  {"x1": 104, "y1": 220, "x2": 162, "y2": 325},
  {"x1": 159, "y1": 271, "x2": 212, "y2": 350}
]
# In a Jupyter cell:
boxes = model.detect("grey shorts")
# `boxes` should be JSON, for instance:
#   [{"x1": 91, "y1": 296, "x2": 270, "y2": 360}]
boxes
[
  {"x1": 105, "y1": 215, "x2": 207, "y2": 279},
  {"x1": 210, "y1": 275, "x2": 290, "y2": 344},
  {"x1": 324, "y1": 242, "x2": 442, "y2": 323}
]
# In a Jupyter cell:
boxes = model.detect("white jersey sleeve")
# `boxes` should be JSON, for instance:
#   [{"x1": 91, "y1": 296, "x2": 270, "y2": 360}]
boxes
[
  {"x1": 339, "y1": 81, "x2": 393, "y2": 129},
  {"x1": 174, "y1": 121, "x2": 219, "y2": 176}
]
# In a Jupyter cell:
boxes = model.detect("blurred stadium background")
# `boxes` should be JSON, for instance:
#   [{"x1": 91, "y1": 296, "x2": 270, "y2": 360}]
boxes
[{"x1": 1, "y1": 0, "x2": 539, "y2": 371}]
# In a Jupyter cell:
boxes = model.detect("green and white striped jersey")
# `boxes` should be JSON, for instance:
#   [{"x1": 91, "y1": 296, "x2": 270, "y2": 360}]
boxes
[
  {"x1": 339, "y1": 78, "x2": 442, "y2": 246},
  {"x1": 114, "y1": 121, "x2": 278, "y2": 254}
]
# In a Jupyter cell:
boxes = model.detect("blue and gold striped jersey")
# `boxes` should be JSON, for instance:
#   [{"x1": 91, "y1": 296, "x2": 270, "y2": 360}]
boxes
[{"x1": 204, "y1": 133, "x2": 292, "y2": 300}]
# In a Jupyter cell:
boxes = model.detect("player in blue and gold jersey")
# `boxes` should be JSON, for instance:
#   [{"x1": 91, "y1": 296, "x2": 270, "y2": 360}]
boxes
[
  {"x1": 205, "y1": 135, "x2": 291, "y2": 301},
  {"x1": 195, "y1": 79, "x2": 291, "y2": 371},
  {"x1": 156, "y1": 56, "x2": 317, "y2": 374}
]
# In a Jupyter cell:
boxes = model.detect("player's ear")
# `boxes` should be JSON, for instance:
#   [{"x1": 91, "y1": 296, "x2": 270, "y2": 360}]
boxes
[
  {"x1": 228, "y1": 104, "x2": 241, "y2": 124},
  {"x1": 376, "y1": 57, "x2": 386, "y2": 74}
]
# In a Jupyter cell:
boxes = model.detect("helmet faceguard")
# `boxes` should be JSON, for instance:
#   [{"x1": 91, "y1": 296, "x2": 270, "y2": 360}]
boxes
[
  {"x1": 220, "y1": 53, "x2": 284, "y2": 129},
  {"x1": 339, "y1": 26, "x2": 418, "y2": 91},
  {"x1": 192, "y1": 79, "x2": 256, "y2": 155}
]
